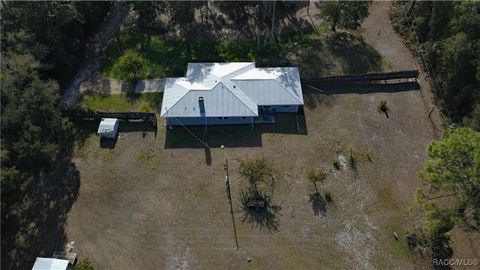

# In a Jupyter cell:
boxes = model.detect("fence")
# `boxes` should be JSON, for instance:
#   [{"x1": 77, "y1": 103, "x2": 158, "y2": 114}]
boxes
[
  {"x1": 303, "y1": 70, "x2": 419, "y2": 83},
  {"x1": 62, "y1": 110, "x2": 157, "y2": 126}
]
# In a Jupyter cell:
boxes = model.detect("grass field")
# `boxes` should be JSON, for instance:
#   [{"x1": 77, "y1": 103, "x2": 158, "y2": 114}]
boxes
[
  {"x1": 79, "y1": 93, "x2": 163, "y2": 112},
  {"x1": 65, "y1": 81, "x2": 436, "y2": 269}
]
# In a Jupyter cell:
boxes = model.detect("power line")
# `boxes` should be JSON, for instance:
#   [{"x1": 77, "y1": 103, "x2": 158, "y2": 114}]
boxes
[{"x1": 174, "y1": 118, "x2": 211, "y2": 149}]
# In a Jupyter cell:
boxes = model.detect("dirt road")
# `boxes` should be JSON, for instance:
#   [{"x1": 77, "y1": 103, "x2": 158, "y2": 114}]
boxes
[
  {"x1": 360, "y1": 1, "x2": 445, "y2": 137},
  {"x1": 59, "y1": 3, "x2": 131, "y2": 109}
]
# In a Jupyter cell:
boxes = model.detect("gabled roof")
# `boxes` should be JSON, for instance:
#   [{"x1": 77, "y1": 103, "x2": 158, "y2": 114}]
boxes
[{"x1": 160, "y1": 62, "x2": 303, "y2": 118}]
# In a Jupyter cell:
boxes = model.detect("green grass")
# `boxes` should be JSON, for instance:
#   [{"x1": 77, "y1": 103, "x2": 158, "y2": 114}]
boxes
[{"x1": 79, "y1": 93, "x2": 163, "y2": 112}]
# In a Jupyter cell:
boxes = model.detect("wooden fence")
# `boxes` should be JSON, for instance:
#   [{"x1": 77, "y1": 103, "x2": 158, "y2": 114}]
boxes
[{"x1": 303, "y1": 70, "x2": 419, "y2": 83}]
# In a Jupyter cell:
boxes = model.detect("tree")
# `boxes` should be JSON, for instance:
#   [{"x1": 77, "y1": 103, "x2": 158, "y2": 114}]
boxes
[
  {"x1": 307, "y1": 168, "x2": 327, "y2": 191},
  {"x1": 1, "y1": 1, "x2": 113, "y2": 83},
  {"x1": 238, "y1": 157, "x2": 276, "y2": 195},
  {"x1": 112, "y1": 50, "x2": 145, "y2": 81},
  {"x1": 73, "y1": 259, "x2": 94, "y2": 270},
  {"x1": 316, "y1": 1, "x2": 370, "y2": 32},
  {"x1": 1, "y1": 53, "x2": 73, "y2": 174},
  {"x1": 417, "y1": 127, "x2": 480, "y2": 232},
  {"x1": 391, "y1": 1, "x2": 480, "y2": 126}
]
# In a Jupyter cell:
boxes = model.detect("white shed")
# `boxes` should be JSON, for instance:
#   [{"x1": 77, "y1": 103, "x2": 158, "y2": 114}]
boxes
[
  {"x1": 97, "y1": 118, "x2": 119, "y2": 139},
  {"x1": 32, "y1": 257, "x2": 69, "y2": 270}
]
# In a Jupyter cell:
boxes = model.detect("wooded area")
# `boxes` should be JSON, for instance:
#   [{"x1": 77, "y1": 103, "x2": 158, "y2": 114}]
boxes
[
  {"x1": 391, "y1": 1, "x2": 480, "y2": 130},
  {"x1": 1, "y1": 1, "x2": 114, "y2": 217}
]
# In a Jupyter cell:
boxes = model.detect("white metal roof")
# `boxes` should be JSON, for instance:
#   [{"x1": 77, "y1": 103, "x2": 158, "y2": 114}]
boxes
[
  {"x1": 161, "y1": 62, "x2": 303, "y2": 117},
  {"x1": 32, "y1": 257, "x2": 69, "y2": 270},
  {"x1": 97, "y1": 118, "x2": 118, "y2": 133}
]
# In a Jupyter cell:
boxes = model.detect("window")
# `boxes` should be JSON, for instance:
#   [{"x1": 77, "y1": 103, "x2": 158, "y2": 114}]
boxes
[
  {"x1": 241, "y1": 117, "x2": 247, "y2": 119},
  {"x1": 224, "y1": 117, "x2": 229, "y2": 119},
  {"x1": 263, "y1": 106, "x2": 271, "y2": 108},
  {"x1": 218, "y1": 117, "x2": 223, "y2": 120},
  {"x1": 283, "y1": 105, "x2": 290, "y2": 108}
]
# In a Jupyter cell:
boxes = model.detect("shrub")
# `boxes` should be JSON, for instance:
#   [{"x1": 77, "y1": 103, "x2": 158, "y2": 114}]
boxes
[
  {"x1": 377, "y1": 100, "x2": 389, "y2": 114},
  {"x1": 332, "y1": 159, "x2": 340, "y2": 170},
  {"x1": 111, "y1": 50, "x2": 145, "y2": 81},
  {"x1": 324, "y1": 191, "x2": 333, "y2": 203},
  {"x1": 307, "y1": 168, "x2": 327, "y2": 189},
  {"x1": 73, "y1": 259, "x2": 94, "y2": 270}
]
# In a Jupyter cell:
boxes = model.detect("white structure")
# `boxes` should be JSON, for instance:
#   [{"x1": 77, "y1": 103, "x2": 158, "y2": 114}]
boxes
[
  {"x1": 97, "y1": 118, "x2": 119, "y2": 139},
  {"x1": 32, "y1": 257, "x2": 69, "y2": 270},
  {"x1": 161, "y1": 62, "x2": 304, "y2": 126}
]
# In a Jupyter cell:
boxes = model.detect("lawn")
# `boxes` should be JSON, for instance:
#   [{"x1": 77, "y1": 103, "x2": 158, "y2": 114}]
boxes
[
  {"x1": 79, "y1": 93, "x2": 163, "y2": 112},
  {"x1": 65, "y1": 82, "x2": 436, "y2": 269}
]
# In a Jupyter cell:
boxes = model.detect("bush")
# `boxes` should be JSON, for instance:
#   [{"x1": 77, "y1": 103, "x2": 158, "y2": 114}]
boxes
[
  {"x1": 332, "y1": 159, "x2": 340, "y2": 170},
  {"x1": 111, "y1": 50, "x2": 145, "y2": 81},
  {"x1": 73, "y1": 259, "x2": 94, "y2": 270},
  {"x1": 377, "y1": 100, "x2": 389, "y2": 114},
  {"x1": 324, "y1": 191, "x2": 333, "y2": 203}
]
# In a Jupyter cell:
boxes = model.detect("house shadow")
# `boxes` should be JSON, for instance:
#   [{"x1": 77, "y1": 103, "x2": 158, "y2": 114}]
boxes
[
  {"x1": 1, "y1": 153, "x2": 81, "y2": 270},
  {"x1": 164, "y1": 112, "x2": 308, "y2": 149}
]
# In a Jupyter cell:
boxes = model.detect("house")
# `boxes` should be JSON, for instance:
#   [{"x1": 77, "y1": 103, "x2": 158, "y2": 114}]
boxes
[
  {"x1": 160, "y1": 62, "x2": 304, "y2": 126},
  {"x1": 97, "y1": 118, "x2": 119, "y2": 139}
]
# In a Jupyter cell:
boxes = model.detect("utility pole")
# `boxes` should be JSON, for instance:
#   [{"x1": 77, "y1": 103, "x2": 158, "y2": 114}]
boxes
[{"x1": 224, "y1": 156, "x2": 239, "y2": 249}]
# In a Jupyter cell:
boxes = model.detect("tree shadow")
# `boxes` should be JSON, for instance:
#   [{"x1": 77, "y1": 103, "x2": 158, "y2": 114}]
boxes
[
  {"x1": 308, "y1": 192, "x2": 327, "y2": 216},
  {"x1": 238, "y1": 190, "x2": 281, "y2": 233},
  {"x1": 326, "y1": 32, "x2": 383, "y2": 74},
  {"x1": 1, "y1": 152, "x2": 81, "y2": 270}
]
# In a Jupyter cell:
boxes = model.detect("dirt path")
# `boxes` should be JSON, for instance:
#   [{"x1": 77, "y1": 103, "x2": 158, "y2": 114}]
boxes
[
  {"x1": 59, "y1": 3, "x2": 131, "y2": 108},
  {"x1": 360, "y1": 1, "x2": 445, "y2": 137}
]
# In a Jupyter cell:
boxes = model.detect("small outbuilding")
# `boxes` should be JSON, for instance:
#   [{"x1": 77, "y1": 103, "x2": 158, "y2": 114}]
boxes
[
  {"x1": 32, "y1": 257, "x2": 69, "y2": 270},
  {"x1": 97, "y1": 118, "x2": 119, "y2": 139}
]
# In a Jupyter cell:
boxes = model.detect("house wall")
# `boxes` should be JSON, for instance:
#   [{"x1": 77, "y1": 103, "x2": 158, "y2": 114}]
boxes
[
  {"x1": 167, "y1": 116, "x2": 254, "y2": 126},
  {"x1": 260, "y1": 105, "x2": 298, "y2": 113}
]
